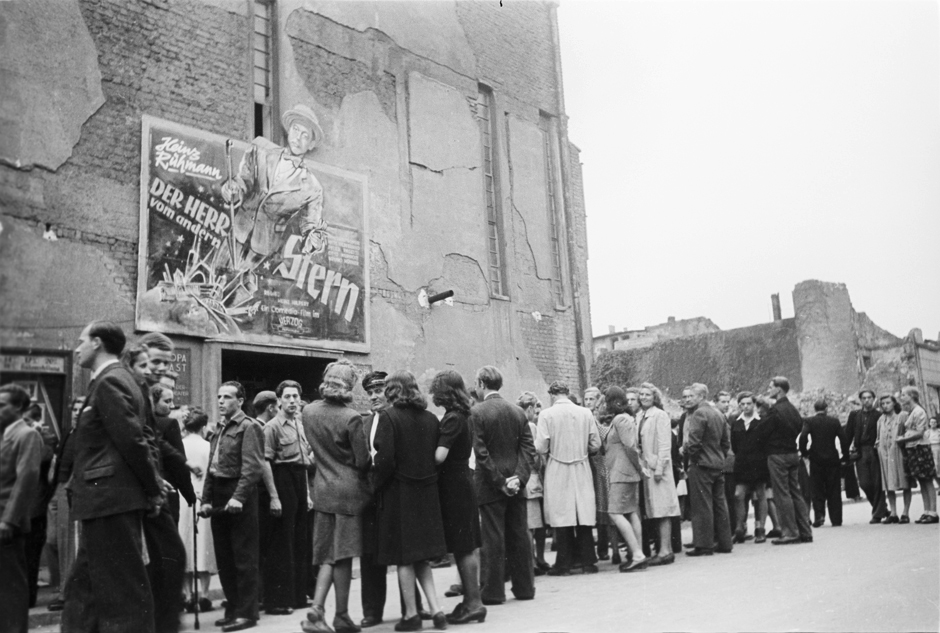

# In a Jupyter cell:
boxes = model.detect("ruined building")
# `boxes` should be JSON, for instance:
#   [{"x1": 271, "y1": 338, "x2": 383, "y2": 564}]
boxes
[
  {"x1": 593, "y1": 280, "x2": 940, "y2": 417},
  {"x1": 0, "y1": 0, "x2": 592, "y2": 431}
]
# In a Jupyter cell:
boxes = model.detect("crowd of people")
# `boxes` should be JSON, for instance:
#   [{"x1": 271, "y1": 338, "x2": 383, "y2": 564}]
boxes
[{"x1": 1, "y1": 319, "x2": 939, "y2": 633}]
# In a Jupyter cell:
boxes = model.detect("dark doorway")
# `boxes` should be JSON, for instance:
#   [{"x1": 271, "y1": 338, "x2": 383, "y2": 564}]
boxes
[{"x1": 221, "y1": 350, "x2": 330, "y2": 416}]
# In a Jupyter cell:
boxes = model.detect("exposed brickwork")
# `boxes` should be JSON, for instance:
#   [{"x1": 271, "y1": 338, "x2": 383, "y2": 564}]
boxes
[{"x1": 518, "y1": 310, "x2": 581, "y2": 388}]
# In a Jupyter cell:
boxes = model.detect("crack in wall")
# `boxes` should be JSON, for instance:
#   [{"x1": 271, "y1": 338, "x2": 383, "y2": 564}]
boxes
[{"x1": 409, "y1": 161, "x2": 478, "y2": 175}]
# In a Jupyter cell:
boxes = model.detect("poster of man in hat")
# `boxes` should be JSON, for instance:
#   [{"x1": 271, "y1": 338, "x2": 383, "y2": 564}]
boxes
[{"x1": 136, "y1": 104, "x2": 369, "y2": 352}]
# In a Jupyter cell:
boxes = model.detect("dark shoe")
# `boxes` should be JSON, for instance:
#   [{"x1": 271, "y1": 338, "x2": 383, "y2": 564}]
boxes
[
  {"x1": 869, "y1": 516, "x2": 883, "y2": 524},
  {"x1": 446, "y1": 604, "x2": 487, "y2": 625},
  {"x1": 266, "y1": 607, "x2": 294, "y2": 616},
  {"x1": 480, "y1": 597, "x2": 504, "y2": 605},
  {"x1": 597, "y1": 551, "x2": 610, "y2": 561},
  {"x1": 767, "y1": 529, "x2": 782, "y2": 538},
  {"x1": 47, "y1": 598, "x2": 65, "y2": 612},
  {"x1": 222, "y1": 618, "x2": 257, "y2": 632},
  {"x1": 899, "y1": 515, "x2": 910, "y2": 524},
  {"x1": 444, "y1": 584, "x2": 464, "y2": 598},
  {"x1": 682, "y1": 541, "x2": 695, "y2": 549},
  {"x1": 923, "y1": 515, "x2": 940, "y2": 524},
  {"x1": 546, "y1": 567, "x2": 570, "y2": 576},
  {"x1": 648, "y1": 553, "x2": 675, "y2": 566},
  {"x1": 431, "y1": 611, "x2": 447, "y2": 630},
  {"x1": 771, "y1": 536, "x2": 800, "y2": 545},
  {"x1": 619, "y1": 558, "x2": 649, "y2": 573},
  {"x1": 533, "y1": 566, "x2": 546, "y2": 577},
  {"x1": 744, "y1": 534, "x2": 754, "y2": 541},
  {"x1": 732, "y1": 531, "x2": 745, "y2": 544},
  {"x1": 812, "y1": 519, "x2": 825, "y2": 528},
  {"x1": 535, "y1": 559, "x2": 551, "y2": 571},
  {"x1": 800, "y1": 536, "x2": 813, "y2": 543},
  {"x1": 754, "y1": 530, "x2": 766, "y2": 544},
  {"x1": 215, "y1": 617, "x2": 236, "y2": 627},
  {"x1": 419, "y1": 610, "x2": 433, "y2": 621},
  {"x1": 582, "y1": 564, "x2": 599, "y2": 574},
  {"x1": 716, "y1": 547, "x2": 733, "y2": 554},
  {"x1": 334, "y1": 612, "x2": 362, "y2": 633},
  {"x1": 611, "y1": 550, "x2": 621, "y2": 565},
  {"x1": 395, "y1": 615, "x2": 422, "y2": 632},
  {"x1": 685, "y1": 548, "x2": 714, "y2": 557},
  {"x1": 882, "y1": 515, "x2": 900, "y2": 524},
  {"x1": 361, "y1": 616, "x2": 383, "y2": 628},
  {"x1": 199, "y1": 598, "x2": 213, "y2": 612}
]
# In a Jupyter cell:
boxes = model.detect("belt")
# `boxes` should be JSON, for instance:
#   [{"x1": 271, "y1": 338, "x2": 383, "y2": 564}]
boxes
[{"x1": 549, "y1": 454, "x2": 588, "y2": 465}]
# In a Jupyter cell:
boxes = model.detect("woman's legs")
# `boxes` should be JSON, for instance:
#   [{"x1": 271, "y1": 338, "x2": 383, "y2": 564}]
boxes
[
  {"x1": 901, "y1": 488, "x2": 912, "y2": 517},
  {"x1": 332, "y1": 558, "x2": 353, "y2": 616},
  {"x1": 398, "y1": 564, "x2": 418, "y2": 619},
  {"x1": 886, "y1": 490, "x2": 898, "y2": 516},
  {"x1": 313, "y1": 562, "x2": 334, "y2": 609},
  {"x1": 918, "y1": 478, "x2": 937, "y2": 514},
  {"x1": 455, "y1": 550, "x2": 483, "y2": 610},
  {"x1": 608, "y1": 513, "x2": 645, "y2": 561},
  {"x1": 413, "y1": 561, "x2": 441, "y2": 615}
]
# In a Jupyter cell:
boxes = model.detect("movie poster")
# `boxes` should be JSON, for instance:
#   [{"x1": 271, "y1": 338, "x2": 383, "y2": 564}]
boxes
[{"x1": 136, "y1": 116, "x2": 369, "y2": 352}]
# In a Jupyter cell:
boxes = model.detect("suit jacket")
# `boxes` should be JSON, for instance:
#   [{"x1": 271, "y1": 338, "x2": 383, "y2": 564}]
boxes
[
  {"x1": 848, "y1": 408, "x2": 880, "y2": 450},
  {"x1": 232, "y1": 142, "x2": 323, "y2": 257},
  {"x1": 0, "y1": 419, "x2": 42, "y2": 532},
  {"x1": 470, "y1": 393, "x2": 535, "y2": 506},
  {"x1": 69, "y1": 363, "x2": 161, "y2": 521},
  {"x1": 730, "y1": 414, "x2": 769, "y2": 483},
  {"x1": 683, "y1": 402, "x2": 730, "y2": 470},
  {"x1": 800, "y1": 413, "x2": 847, "y2": 465},
  {"x1": 756, "y1": 396, "x2": 802, "y2": 455}
]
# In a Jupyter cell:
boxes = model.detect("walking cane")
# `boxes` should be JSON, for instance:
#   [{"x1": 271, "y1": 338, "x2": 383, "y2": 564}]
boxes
[{"x1": 193, "y1": 506, "x2": 200, "y2": 630}]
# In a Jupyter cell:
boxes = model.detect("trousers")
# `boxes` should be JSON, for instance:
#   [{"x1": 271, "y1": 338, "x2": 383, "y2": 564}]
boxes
[
  {"x1": 210, "y1": 477, "x2": 260, "y2": 621},
  {"x1": 0, "y1": 533, "x2": 29, "y2": 633},
  {"x1": 810, "y1": 461, "x2": 843, "y2": 526},
  {"x1": 856, "y1": 447, "x2": 888, "y2": 519},
  {"x1": 144, "y1": 507, "x2": 186, "y2": 633},
  {"x1": 479, "y1": 495, "x2": 534, "y2": 602},
  {"x1": 262, "y1": 465, "x2": 309, "y2": 608},
  {"x1": 553, "y1": 525, "x2": 597, "y2": 571},
  {"x1": 688, "y1": 464, "x2": 732, "y2": 551},
  {"x1": 767, "y1": 453, "x2": 812, "y2": 539}
]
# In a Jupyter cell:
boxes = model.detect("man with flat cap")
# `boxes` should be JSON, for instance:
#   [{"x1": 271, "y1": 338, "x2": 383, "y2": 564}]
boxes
[{"x1": 222, "y1": 104, "x2": 327, "y2": 279}]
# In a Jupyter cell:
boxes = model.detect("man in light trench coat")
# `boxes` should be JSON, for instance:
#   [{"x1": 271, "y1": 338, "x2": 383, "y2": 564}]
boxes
[{"x1": 535, "y1": 381, "x2": 601, "y2": 575}]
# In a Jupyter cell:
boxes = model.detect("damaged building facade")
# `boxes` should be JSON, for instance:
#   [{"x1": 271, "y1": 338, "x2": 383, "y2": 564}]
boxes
[
  {"x1": 0, "y1": 0, "x2": 592, "y2": 430},
  {"x1": 593, "y1": 280, "x2": 940, "y2": 417}
]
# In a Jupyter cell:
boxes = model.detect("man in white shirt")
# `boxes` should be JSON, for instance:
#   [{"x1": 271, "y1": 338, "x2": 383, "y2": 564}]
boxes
[{"x1": 729, "y1": 392, "x2": 769, "y2": 543}]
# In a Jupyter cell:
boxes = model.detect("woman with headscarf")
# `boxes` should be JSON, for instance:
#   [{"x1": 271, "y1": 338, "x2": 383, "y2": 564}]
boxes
[
  {"x1": 372, "y1": 371, "x2": 447, "y2": 631},
  {"x1": 303, "y1": 361, "x2": 371, "y2": 633},
  {"x1": 636, "y1": 382, "x2": 680, "y2": 565},
  {"x1": 875, "y1": 393, "x2": 912, "y2": 524},
  {"x1": 896, "y1": 386, "x2": 938, "y2": 523},
  {"x1": 429, "y1": 370, "x2": 485, "y2": 625},
  {"x1": 603, "y1": 386, "x2": 647, "y2": 572}
]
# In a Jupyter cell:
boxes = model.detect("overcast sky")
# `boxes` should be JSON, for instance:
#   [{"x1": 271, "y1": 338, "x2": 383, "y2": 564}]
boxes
[{"x1": 558, "y1": 0, "x2": 940, "y2": 341}]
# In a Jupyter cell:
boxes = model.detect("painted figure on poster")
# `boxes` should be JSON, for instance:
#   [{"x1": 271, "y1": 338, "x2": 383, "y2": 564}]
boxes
[{"x1": 220, "y1": 105, "x2": 328, "y2": 293}]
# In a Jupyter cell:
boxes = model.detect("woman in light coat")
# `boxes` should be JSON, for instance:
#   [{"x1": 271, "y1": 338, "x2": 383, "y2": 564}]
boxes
[
  {"x1": 875, "y1": 393, "x2": 911, "y2": 524},
  {"x1": 637, "y1": 382, "x2": 680, "y2": 565}
]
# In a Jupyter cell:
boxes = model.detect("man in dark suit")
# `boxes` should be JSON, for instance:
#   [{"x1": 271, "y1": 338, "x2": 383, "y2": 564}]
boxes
[
  {"x1": 682, "y1": 384, "x2": 733, "y2": 556},
  {"x1": 846, "y1": 389, "x2": 889, "y2": 523},
  {"x1": 800, "y1": 399, "x2": 848, "y2": 527},
  {"x1": 200, "y1": 381, "x2": 265, "y2": 632},
  {"x1": 470, "y1": 366, "x2": 536, "y2": 605},
  {"x1": 757, "y1": 376, "x2": 813, "y2": 545},
  {"x1": 62, "y1": 321, "x2": 164, "y2": 633}
]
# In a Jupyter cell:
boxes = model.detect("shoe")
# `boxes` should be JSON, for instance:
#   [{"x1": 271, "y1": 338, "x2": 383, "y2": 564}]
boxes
[
  {"x1": 597, "y1": 551, "x2": 610, "y2": 561},
  {"x1": 361, "y1": 616, "x2": 383, "y2": 628},
  {"x1": 732, "y1": 531, "x2": 745, "y2": 544},
  {"x1": 432, "y1": 611, "x2": 447, "y2": 630},
  {"x1": 812, "y1": 519, "x2": 825, "y2": 528},
  {"x1": 199, "y1": 598, "x2": 213, "y2": 612},
  {"x1": 535, "y1": 559, "x2": 551, "y2": 571},
  {"x1": 685, "y1": 548, "x2": 713, "y2": 557},
  {"x1": 832, "y1": 523, "x2": 842, "y2": 527},
  {"x1": 767, "y1": 529, "x2": 782, "y2": 538},
  {"x1": 216, "y1": 617, "x2": 236, "y2": 627},
  {"x1": 480, "y1": 597, "x2": 504, "y2": 606},
  {"x1": 395, "y1": 615, "x2": 422, "y2": 632},
  {"x1": 882, "y1": 515, "x2": 900, "y2": 524},
  {"x1": 869, "y1": 516, "x2": 883, "y2": 524},
  {"x1": 800, "y1": 536, "x2": 813, "y2": 543},
  {"x1": 619, "y1": 558, "x2": 649, "y2": 573},
  {"x1": 533, "y1": 566, "x2": 546, "y2": 576},
  {"x1": 47, "y1": 598, "x2": 65, "y2": 612},
  {"x1": 716, "y1": 547, "x2": 733, "y2": 554},
  {"x1": 446, "y1": 605, "x2": 487, "y2": 625},
  {"x1": 682, "y1": 541, "x2": 695, "y2": 549},
  {"x1": 303, "y1": 618, "x2": 336, "y2": 633},
  {"x1": 581, "y1": 564, "x2": 598, "y2": 574},
  {"x1": 899, "y1": 515, "x2": 910, "y2": 524},
  {"x1": 923, "y1": 515, "x2": 940, "y2": 524},
  {"x1": 611, "y1": 550, "x2": 621, "y2": 565},
  {"x1": 430, "y1": 556, "x2": 452, "y2": 569},
  {"x1": 648, "y1": 553, "x2": 675, "y2": 566},
  {"x1": 754, "y1": 530, "x2": 766, "y2": 544},
  {"x1": 334, "y1": 612, "x2": 363, "y2": 633},
  {"x1": 744, "y1": 534, "x2": 754, "y2": 541},
  {"x1": 419, "y1": 610, "x2": 433, "y2": 621},
  {"x1": 546, "y1": 567, "x2": 570, "y2": 576},
  {"x1": 771, "y1": 536, "x2": 800, "y2": 545},
  {"x1": 444, "y1": 584, "x2": 464, "y2": 598},
  {"x1": 222, "y1": 618, "x2": 257, "y2": 632},
  {"x1": 266, "y1": 607, "x2": 294, "y2": 615}
]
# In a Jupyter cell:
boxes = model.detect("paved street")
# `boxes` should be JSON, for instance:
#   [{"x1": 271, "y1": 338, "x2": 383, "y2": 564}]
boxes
[{"x1": 32, "y1": 497, "x2": 938, "y2": 632}]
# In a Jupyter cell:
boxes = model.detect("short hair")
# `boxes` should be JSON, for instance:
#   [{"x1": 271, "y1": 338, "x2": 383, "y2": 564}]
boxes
[
  {"x1": 517, "y1": 391, "x2": 541, "y2": 411},
  {"x1": 736, "y1": 391, "x2": 755, "y2": 404},
  {"x1": 548, "y1": 381, "x2": 570, "y2": 395},
  {"x1": 639, "y1": 382, "x2": 664, "y2": 409},
  {"x1": 320, "y1": 360, "x2": 357, "y2": 403},
  {"x1": 121, "y1": 344, "x2": 148, "y2": 369},
  {"x1": 716, "y1": 390, "x2": 731, "y2": 400},
  {"x1": 771, "y1": 376, "x2": 790, "y2": 393},
  {"x1": 584, "y1": 387, "x2": 601, "y2": 398},
  {"x1": 150, "y1": 383, "x2": 172, "y2": 402},
  {"x1": 690, "y1": 383, "x2": 709, "y2": 399},
  {"x1": 183, "y1": 407, "x2": 209, "y2": 432},
  {"x1": 814, "y1": 399, "x2": 828, "y2": 412},
  {"x1": 0, "y1": 384, "x2": 31, "y2": 412},
  {"x1": 361, "y1": 370, "x2": 388, "y2": 391},
  {"x1": 385, "y1": 370, "x2": 427, "y2": 410},
  {"x1": 901, "y1": 385, "x2": 920, "y2": 404},
  {"x1": 858, "y1": 389, "x2": 876, "y2": 400},
  {"x1": 429, "y1": 370, "x2": 472, "y2": 414},
  {"x1": 220, "y1": 380, "x2": 245, "y2": 401},
  {"x1": 87, "y1": 321, "x2": 126, "y2": 356},
  {"x1": 276, "y1": 380, "x2": 302, "y2": 398},
  {"x1": 604, "y1": 385, "x2": 629, "y2": 415},
  {"x1": 138, "y1": 331, "x2": 174, "y2": 352},
  {"x1": 476, "y1": 366, "x2": 503, "y2": 391},
  {"x1": 879, "y1": 393, "x2": 901, "y2": 414},
  {"x1": 253, "y1": 391, "x2": 278, "y2": 412}
]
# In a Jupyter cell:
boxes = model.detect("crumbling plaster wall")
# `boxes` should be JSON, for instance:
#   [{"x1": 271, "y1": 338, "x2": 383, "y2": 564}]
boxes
[
  {"x1": 793, "y1": 280, "x2": 859, "y2": 394},
  {"x1": 279, "y1": 1, "x2": 585, "y2": 399}
]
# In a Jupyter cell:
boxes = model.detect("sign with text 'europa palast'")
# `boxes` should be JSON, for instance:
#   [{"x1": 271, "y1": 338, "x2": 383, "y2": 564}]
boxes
[{"x1": 136, "y1": 116, "x2": 370, "y2": 352}]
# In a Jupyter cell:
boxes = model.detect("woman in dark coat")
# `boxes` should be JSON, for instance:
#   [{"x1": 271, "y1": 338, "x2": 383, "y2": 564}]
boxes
[
  {"x1": 429, "y1": 370, "x2": 485, "y2": 625},
  {"x1": 373, "y1": 371, "x2": 447, "y2": 631}
]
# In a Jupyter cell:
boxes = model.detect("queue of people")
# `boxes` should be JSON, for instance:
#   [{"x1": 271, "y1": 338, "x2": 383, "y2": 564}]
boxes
[{"x1": 1, "y1": 319, "x2": 938, "y2": 633}]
